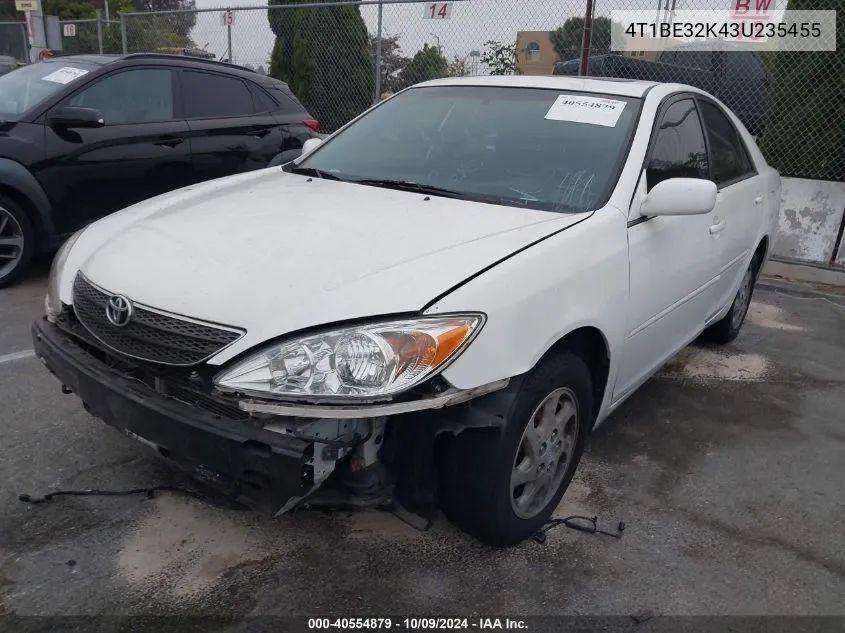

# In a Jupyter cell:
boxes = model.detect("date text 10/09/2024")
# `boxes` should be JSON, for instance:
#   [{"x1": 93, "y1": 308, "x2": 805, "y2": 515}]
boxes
[{"x1": 308, "y1": 618, "x2": 528, "y2": 630}]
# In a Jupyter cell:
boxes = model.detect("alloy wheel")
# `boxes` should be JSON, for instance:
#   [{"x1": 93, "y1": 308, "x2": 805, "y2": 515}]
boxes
[
  {"x1": 0, "y1": 206, "x2": 25, "y2": 279},
  {"x1": 732, "y1": 267, "x2": 753, "y2": 330},
  {"x1": 510, "y1": 387, "x2": 579, "y2": 519}
]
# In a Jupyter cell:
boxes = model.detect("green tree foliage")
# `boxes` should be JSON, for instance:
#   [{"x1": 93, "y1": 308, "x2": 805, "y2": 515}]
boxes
[
  {"x1": 447, "y1": 54, "x2": 470, "y2": 77},
  {"x1": 759, "y1": 0, "x2": 844, "y2": 181},
  {"x1": 550, "y1": 16, "x2": 613, "y2": 62},
  {"x1": 480, "y1": 40, "x2": 518, "y2": 75},
  {"x1": 132, "y1": 0, "x2": 197, "y2": 40},
  {"x1": 268, "y1": 0, "x2": 375, "y2": 133},
  {"x1": 370, "y1": 33, "x2": 408, "y2": 94},
  {"x1": 398, "y1": 43, "x2": 447, "y2": 89},
  {"x1": 13, "y1": 0, "x2": 195, "y2": 56}
]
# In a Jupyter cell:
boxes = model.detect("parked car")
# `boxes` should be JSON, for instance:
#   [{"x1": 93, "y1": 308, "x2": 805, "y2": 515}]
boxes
[
  {"x1": 554, "y1": 42, "x2": 769, "y2": 137},
  {"x1": 33, "y1": 76, "x2": 780, "y2": 547},
  {"x1": 0, "y1": 53, "x2": 318, "y2": 287}
]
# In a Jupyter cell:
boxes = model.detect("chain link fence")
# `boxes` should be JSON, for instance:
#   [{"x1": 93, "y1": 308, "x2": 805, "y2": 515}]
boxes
[
  {"x1": 0, "y1": 21, "x2": 28, "y2": 64},
  {"x1": 14, "y1": 0, "x2": 844, "y2": 181},
  {"x1": 59, "y1": 16, "x2": 124, "y2": 55}
]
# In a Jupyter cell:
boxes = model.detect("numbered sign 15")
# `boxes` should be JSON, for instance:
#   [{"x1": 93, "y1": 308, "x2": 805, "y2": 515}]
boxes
[{"x1": 424, "y1": 2, "x2": 451, "y2": 19}]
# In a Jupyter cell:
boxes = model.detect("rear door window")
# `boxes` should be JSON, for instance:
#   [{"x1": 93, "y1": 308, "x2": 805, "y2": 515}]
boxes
[
  {"x1": 698, "y1": 100, "x2": 754, "y2": 185},
  {"x1": 181, "y1": 71, "x2": 255, "y2": 119}
]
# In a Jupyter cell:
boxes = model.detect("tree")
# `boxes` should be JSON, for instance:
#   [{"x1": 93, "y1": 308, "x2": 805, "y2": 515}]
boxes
[
  {"x1": 398, "y1": 43, "x2": 447, "y2": 88},
  {"x1": 30, "y1": 0, "x2": 193, "y2": 55},
  {"x1": 447, "y1": 54, "x2": 470, "y2": 77},
  {"x1": 550, "y1": 16, "x2": 613, "y2": 62},
  {"x1": 759, "y1": 0, "x2": 845, "y2": 181},
  {"x1": 132, "y1": 0, "x2": 197, "y2": 39},
  {"x1": 370, "y1": 33, "x2": 408, "y2": 94},
  {"x1": 480, "y1": 40, "x2": 518, "y2": 75},
  {"x1": 268, "y1": 0, "x2": 374, "y2": 132}
]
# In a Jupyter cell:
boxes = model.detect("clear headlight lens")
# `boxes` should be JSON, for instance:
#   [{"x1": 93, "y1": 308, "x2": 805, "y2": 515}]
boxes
[
  {"x1": 45, "y1": 228, "x2": 86, "y2": 322},
  {"x1": 214, "y1": 314, "x2": 485, "y2": 400}
]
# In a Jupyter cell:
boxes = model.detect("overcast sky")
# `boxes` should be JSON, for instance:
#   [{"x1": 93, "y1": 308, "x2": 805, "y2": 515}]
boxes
[
  {"x1": 186, "y1": 0, "x2": 791, "y2": 69},
  {"x1": 188, "y1": 0, "x2": 584, "y2": 68}
]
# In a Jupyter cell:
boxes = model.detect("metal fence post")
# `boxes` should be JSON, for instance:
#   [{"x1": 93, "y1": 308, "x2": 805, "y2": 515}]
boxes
[
  {"x1": 373, "y1": 0, "x2": 383, "y2": 104},
  {"x1": 120, "y1": 13, "x2": 127, "y2": 54},
  {"x1": 227, "y1": 8, "x2": 233, "y2": 63},
  {"x1": 20, "y1": 23, "x2": 29, "y2": 63},
  {"x1": 96, "y1": 10, "x2": 103, "y2": 54}
]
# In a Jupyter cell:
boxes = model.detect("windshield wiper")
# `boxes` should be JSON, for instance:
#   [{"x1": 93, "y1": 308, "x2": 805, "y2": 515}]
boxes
[
  {"x1": 352, "y1": 179, "x2": 468, "y2": 199},
  {"x1": 287, "y1": 165, "x2": 344, "y2": 181}
]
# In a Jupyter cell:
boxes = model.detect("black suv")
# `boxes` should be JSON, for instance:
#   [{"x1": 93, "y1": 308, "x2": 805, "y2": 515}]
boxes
[{"x1": 0, "y1": 53, "x2": 319, "y2": 287}]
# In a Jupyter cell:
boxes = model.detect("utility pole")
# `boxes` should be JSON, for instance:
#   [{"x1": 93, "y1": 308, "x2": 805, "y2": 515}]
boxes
[
  {"x1": 429, "y1": 32, "x2": 441, "y2": 54},
  {"x1": 579, "y1": 0, "x2": 595, "y2": 76}
]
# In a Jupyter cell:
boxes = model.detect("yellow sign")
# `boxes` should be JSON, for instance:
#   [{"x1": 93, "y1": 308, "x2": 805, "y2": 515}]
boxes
[{"x1": 15, "y1": 0, "x2": 40, "y2": 11}]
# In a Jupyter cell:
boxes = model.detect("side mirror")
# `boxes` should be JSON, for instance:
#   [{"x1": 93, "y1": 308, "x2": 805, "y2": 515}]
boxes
[
  {"x1": 301, "y1": 137, "x2": 323, "y2": 156},
  {"x1": 640, "y1": 178, "x2": 717, "y2": 217},
  {"x1": 48, "y1": 106, "x2": 105, "y2": 129}
]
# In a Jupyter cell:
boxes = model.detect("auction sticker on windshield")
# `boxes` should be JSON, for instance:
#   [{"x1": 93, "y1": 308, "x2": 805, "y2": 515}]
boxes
[
  {"x1": 41, "y1": 67, "x2": 89, "y2": 85},
  {"x1": 544, "y1": 95, "x2": 626, "y2": 127}
]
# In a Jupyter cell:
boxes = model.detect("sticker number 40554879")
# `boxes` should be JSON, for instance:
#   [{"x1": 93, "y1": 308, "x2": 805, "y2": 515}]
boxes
[{"x1": 545, "y1": 94, "x2": 627, "y2": 127}]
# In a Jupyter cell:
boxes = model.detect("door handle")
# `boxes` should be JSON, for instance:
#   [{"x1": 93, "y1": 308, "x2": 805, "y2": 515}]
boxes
[
  {"x1": 709, "y1": 218, "x2": 726, "y2": 234},
  {"x1": 247, "y1": 129, "x2": 271, "y2": 138},
  {"x1": 226, "y1": 144, "x2": 246, "y2": 151},
  {"x1": 153, "y1": 136, "x2": 183, "y2": 148},
  {"x1": 754, "y1": 195, "x2": 763, "y2": 206}
]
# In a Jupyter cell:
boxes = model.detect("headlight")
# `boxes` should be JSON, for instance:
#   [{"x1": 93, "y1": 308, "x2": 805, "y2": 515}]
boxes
[
  {"x1": 45, "y1": 228, "x2": 86, "y2": 322},
  {"x1": 214, "y1": 314, "x2": 485, "y2": 400}
]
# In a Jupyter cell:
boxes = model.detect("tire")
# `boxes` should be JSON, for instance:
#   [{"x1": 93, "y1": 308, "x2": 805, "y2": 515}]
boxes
[
  {"x1": 0, "y1": 194, "x2": 35, "y2": 289},
  {"x1": 701, "y1": 257, "x2": 758, "y2": 344},
  {"x1": 437, "y1": 352, "x2": 594, "y2": 547}
]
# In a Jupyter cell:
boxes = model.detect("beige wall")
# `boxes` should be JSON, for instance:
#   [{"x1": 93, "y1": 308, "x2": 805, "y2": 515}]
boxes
[{"x1": 515, "y1": 31, "x2": 557, "y2": 76}]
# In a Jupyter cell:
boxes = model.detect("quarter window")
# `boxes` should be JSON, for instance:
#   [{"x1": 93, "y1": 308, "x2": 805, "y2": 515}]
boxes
[
  {"x1": 646, "y1": 99, "x2": 708, "y2": 191},
  {"x1": 698, "y1": 100, "x2": 753, "y2": 185},
  {"x1": 68, "y1": 69, "x2": 173, "y2": 124},
  {"x1": 181, "y1": 71, "x2": 255, "y2": 118}
]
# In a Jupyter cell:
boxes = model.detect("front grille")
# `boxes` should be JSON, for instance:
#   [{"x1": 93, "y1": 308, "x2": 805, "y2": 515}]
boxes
[{"x1": 72, "y1": 274, "x2": 244, "y2": 366}]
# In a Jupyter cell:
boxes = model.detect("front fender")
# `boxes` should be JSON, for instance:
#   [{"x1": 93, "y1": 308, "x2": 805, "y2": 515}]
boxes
[
  {"x1": 0, "y1": 158, "x2": 54, "y2": 250},
  {"x1": 424, "y1": 209, "x2": 629, "y2": 415}
]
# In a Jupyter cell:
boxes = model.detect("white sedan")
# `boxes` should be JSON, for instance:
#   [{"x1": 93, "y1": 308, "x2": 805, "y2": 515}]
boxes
[{"x1": 33, "y1": 76, "x2": 780, "y2": 547}]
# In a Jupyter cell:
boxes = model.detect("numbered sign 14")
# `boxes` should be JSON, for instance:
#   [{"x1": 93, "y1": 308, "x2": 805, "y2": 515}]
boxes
[{"x1": 424, "y1": 2, "x2": 451, "y2": 19}]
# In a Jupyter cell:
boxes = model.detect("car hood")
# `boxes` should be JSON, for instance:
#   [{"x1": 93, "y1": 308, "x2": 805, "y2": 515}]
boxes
[{"x1": 63, "y1": 168, "x2": 589, "y2": 365}]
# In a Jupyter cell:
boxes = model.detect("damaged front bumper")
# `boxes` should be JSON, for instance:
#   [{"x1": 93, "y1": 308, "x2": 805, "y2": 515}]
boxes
[
  {"x1": 32, "y1": 318, "x2": 320, "y2": 514},
  {"x1": 31, "y1": 317, "x2": 508, "y2": 517}
]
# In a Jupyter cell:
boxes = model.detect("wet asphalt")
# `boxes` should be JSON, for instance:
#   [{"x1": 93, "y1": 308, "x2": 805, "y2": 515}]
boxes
[{"x1": 1, "y1": 261, "x2": 844, "y2": 623}]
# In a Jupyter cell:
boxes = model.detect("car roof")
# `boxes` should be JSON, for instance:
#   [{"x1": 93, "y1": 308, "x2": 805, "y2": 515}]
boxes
[
  {"x1": 416, "y1": 75, "x2": 659, "y2": 98},
  {"x1": 39, "y1": 53, "x2": 285, "y2": 86}
]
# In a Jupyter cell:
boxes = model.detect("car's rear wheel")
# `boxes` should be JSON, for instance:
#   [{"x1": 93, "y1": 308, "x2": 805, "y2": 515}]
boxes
[
  {"x1": 701, "y1": 257, "x2": 758, "y2": 344},
  {"x1": 437, "y1": 352, "x2": 593, "y2": 547},
  {"x1": 0, "y1": 195, "x2": 35, "y2": 289}
]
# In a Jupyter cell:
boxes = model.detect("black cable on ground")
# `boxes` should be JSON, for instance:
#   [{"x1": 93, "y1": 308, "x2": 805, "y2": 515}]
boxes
[
  {"x1": 533, "y1": 514, "x2": 625, "y2": 544},
  {"x1": 18, "y1": 485, "x2": 203, "y2": 505}
]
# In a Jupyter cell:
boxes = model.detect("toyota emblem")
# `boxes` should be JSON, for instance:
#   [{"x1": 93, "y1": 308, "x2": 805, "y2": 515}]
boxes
[{"x1": 105, "y1": 295, "x2": 133, "y2": 327}]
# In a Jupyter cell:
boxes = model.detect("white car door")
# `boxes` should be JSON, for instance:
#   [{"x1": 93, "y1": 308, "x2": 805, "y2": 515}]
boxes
[
  {"x1": 696, "y1": 98, "x2": 763, "y2": 318},
  {"x1": 612, "y1": 97, "x2": 722, "y2": 403}
]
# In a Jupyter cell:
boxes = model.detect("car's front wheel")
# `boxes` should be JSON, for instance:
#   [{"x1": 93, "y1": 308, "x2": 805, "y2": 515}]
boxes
[
  {"x1": 437, "y1": 352, "x2": 593, "y2": 547},
  {"x1": 0, "y1": 194, "x2": 35, "y2": 289}
]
